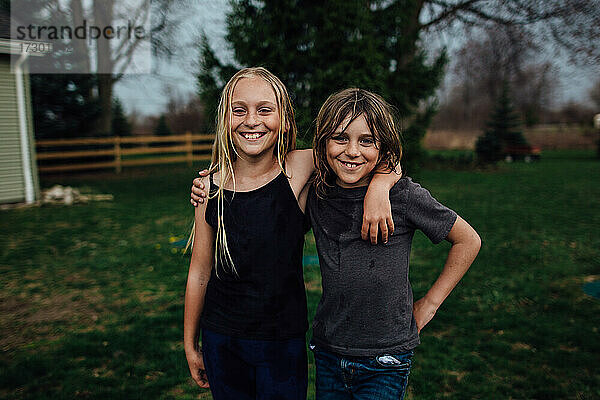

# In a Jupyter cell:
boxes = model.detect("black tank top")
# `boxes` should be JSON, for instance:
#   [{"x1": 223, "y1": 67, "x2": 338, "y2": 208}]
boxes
[{"x1": 201, "y1": 172, "x2": 309, "y2": 340}]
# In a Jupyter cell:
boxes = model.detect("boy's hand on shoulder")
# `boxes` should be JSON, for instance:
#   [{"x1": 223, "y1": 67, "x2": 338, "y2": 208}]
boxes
[
  {"x1": 191, "y1": 169, "x2": 209, "y2": 206},
  {"x1": 413, "y1": 296, "x2": 439, "y2": 334},
  {"x1": 362, "y1": 163, "x2": 402, "y2": 244},
  {"x1": 362, "y1": 184, "x2": 394, "y2": 244}
]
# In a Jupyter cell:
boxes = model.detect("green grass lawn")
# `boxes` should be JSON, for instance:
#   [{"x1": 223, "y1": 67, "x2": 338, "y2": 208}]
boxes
[{"x1": 1, "y1": 151, "x2": 599, "y2": 399}]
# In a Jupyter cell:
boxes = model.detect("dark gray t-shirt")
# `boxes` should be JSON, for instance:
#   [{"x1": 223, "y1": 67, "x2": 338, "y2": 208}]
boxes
[{"x1": 307, "y1": 177, "x2": 457, "y2": 357}]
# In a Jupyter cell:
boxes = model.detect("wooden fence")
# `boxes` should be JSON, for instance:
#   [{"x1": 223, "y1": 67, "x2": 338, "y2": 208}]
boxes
[{"x1": 35, "y1": 132, "x2": 213, "y2": 173}]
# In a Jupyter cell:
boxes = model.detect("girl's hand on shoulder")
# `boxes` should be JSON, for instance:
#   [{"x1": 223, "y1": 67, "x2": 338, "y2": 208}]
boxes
[
  {"x1": 185, "y1": 347, "x2": 210, "y2": 388},
  {"x1": 413, "y1": 296, "x2": 439, "y2": 334},
  {"x1": 362, "y1": 185, "x2": 394, "y2": 244},
  {"x1": 191, "y1": 169, "x2": 209, "y2": 206}
]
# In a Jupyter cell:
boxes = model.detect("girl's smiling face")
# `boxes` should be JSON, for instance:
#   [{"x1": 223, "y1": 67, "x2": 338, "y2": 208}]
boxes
[
  {"x1": 230, "y1": 76, "x2": 282, "y2": 160},
  {"x1": 326, "y1": 113, "x2": 380, "y2": 188}
]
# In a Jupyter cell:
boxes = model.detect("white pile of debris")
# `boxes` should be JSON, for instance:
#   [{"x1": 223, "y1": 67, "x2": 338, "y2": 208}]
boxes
[{"x1": 42, "y1": 185, "x2": 113, "y2": 205}]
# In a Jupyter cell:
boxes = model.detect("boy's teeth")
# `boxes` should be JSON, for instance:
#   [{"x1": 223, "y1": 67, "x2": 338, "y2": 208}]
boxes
[{"x1": 244, "y1": 133, "x2": 262, "y2": 139}]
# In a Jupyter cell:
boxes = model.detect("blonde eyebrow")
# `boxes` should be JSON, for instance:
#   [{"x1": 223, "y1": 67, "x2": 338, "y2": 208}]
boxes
[
  {"x1": 257, "y1": 100, "x2": 276, "y2": 105},
  {"x1": 231, "y1": 100, "x2": 276, "y2": 108}
]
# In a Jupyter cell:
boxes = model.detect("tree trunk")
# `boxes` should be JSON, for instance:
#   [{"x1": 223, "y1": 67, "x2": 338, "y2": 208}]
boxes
[
  {"x1": 397, "y1": 0, "x2": 425, "y2": 69},
  {"x1": 70, "y1": 0, "x2": 90, "y2": 73},
  {"x1": 94, "y1": 0, "x2": 114, "y2": 135},
  {"x1": 97, "y1": 74, "x2": 113, "y2": 135}
]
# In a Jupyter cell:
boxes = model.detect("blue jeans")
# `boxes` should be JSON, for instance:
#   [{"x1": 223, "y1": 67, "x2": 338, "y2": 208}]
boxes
[
  {"x1": 202, "y1": 329, "x2": 308, "y2": 400},
  {"x1": 311, "y1": 343, "x2": 413, "y2": 400}
]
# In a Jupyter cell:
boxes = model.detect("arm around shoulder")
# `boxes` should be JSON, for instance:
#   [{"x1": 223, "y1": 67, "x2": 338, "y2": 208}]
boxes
[
  {"x1": 286, "y1": 149, "x2": 315, "y2": 179},
  {"x1": 286, "y1": 149, "x2": 315, "y2": 211},
  {"x1": 362, "y1": 163, "x2": 403, "y2": 244}
]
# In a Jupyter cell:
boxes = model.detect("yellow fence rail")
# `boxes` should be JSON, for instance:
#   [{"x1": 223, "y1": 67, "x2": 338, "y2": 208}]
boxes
[{"x1": 36, "y1": 132, "x2": 214, "y2": 173}]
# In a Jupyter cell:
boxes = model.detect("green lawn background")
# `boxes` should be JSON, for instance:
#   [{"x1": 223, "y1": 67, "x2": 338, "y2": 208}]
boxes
[{"x1": 1, "y1": 150, "x2": 598, "y2": 399}]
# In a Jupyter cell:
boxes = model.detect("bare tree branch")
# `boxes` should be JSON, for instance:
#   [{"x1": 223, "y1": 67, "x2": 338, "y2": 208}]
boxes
[
  {"x1": 421, "y1": 0, "x2": 600, "y2": 64},
  {"x1": 421, "y1": 0, "x2": 481, "y2": 29},
  {"x1": 113, "y1": 1, "x2": 150, "y2": 59}
]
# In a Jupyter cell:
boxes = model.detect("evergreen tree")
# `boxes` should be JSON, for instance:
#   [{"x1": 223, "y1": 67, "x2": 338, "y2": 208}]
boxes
[
  {"x1": 111, "y1": 98, "x2": 132, "y2": 137},
  {"x1": 197, "y1": 35, "x2": 237, "y2": 134},
  {"x1": 30, "y1": 74, "x2": 101, "y2": 139},
  {"x1": 474, "y1": 129, "x2": 503, "y2": 164},
  {"x1": 154, "y1": 115, "x2": 173, "y2": 136},
  {"x1": 476, "y1": 82, "x2": 527, "y2": 163},
  {"x1": 197, "y1": 0, "x2": 446, "y2": 172},
  {"x1": 9, "y1": 0, "x2": 102, "y2": 139}
]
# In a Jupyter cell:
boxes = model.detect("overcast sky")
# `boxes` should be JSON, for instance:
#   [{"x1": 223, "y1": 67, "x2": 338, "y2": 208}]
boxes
[
  {"x1": 114, "y1": 0, "x2": 599, "y2": 117},
  {"x1": 114, "y1": 0, "x2": 230, "y2": 116}
]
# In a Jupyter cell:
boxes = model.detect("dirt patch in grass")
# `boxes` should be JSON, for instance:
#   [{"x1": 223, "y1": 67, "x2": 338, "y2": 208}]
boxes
[
  {"x1": 0, "y1": 285, "x2": 105, "y2": 354},
  {"x1": 430, "y1": 327, "x2": 455, "y2": 339},
  {"x1": 167, "y1": 384, "x2": 212, "y2": 399},
  {"x1": 511, "y1": 342, "x2": 533, "y2": 351},
  {"x1": 444, "y1": 369, "x2": 467, "y2": 382}
]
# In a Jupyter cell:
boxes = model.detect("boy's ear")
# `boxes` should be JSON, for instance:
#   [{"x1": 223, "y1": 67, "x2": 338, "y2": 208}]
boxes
[{"x1": 285, "y1": 120, "x2": 290, "y2": 132}]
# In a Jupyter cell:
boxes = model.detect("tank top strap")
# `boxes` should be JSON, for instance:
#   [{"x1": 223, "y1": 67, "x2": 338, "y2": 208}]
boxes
[
  {"x1": 208, "y1": 172, "x2": 217, "y2": 196},
  {"x1": 273, "y1": 171, "x2": 304, "y2": 212}
]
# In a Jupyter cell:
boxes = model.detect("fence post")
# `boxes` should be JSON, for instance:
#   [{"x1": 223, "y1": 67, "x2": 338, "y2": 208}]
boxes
[
  {"x1": 114, "y1": 136, "x2": 122, "y2": 173},
  {"x1": 186, "y1": 131, "x2": 193, "y2": 166}
]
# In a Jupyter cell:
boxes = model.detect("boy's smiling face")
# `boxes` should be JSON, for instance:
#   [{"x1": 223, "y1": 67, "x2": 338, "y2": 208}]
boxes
[{"x1": 326, "y1": 114, "x2": 380, "y2": 188}]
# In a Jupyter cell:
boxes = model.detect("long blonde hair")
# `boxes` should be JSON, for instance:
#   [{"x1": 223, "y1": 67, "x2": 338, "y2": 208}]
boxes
[{"x1": 188, "y1": 67, "x2": 297, "y2": 276}]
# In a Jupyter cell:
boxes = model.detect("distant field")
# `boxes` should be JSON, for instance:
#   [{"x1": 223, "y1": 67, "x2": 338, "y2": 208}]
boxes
[
  {"x1": 425, "y1": 125, "x2": 597, "y2": 150},
  {"x1": 1, "y1": 150, "x2": 598, "y2": 399}
]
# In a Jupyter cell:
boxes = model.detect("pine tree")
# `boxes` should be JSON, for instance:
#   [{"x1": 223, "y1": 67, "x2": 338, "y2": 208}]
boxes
[
  {"x1": 111, "y1": 98, "x2": 132, "y2": 137},
  {"x1": 197, "y1": 0, "x2": 446, "y2": 172},
  {"x1": 30, "y1": 74, "x2": 101, "y2": 139},
  {"x1": 154, "y1": 115, "x2": 173, "y2": 136},
  {"x1": 476, "y1": 82, "x2": 527, "y2": 163},
  {"x1": 11, "y1": 0, "x2": 102, "y2": 139}
]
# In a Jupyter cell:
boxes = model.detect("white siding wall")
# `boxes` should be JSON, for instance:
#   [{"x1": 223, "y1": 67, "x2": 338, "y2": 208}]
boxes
[{"x1": 0, "y1": 54, "x2": 31, "y2": 203}]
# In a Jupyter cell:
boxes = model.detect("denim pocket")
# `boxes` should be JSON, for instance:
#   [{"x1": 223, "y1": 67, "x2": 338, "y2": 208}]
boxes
[
  {"x1": 374, "y1": 351, "x2": 413, "y2": 370},
  {"x1": 357, "y1": 353, "x2": 413, "y2": 400}
]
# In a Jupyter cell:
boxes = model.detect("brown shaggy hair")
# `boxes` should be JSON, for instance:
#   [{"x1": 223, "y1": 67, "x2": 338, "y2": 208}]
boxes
[{"x1": 312, "y1": 88, "x2": 402, "y2": 196}]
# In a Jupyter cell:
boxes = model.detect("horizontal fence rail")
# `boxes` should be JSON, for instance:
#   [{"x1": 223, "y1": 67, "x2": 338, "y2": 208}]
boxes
[{"x1": 35, "y1": 132, "x2": 214, "y2": 173}]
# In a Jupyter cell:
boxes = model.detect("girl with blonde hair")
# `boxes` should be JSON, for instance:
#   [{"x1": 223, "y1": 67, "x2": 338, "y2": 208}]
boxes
[{"x1": 184, "y1": 69, "x2": 400, "y2": 400}]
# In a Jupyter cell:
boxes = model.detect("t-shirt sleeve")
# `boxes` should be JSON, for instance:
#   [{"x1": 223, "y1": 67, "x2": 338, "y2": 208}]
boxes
[{"x1": 405, "y1": 181, "x2": 457, "y2": 244}]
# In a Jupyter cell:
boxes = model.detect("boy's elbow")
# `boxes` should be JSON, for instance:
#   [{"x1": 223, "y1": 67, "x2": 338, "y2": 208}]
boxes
[
  {"x1": 472, "y1": 231, "x2": 482, "y2": 254},
  {"x1": 461, "y1": 218, "x2": 481, "y2": 253}
]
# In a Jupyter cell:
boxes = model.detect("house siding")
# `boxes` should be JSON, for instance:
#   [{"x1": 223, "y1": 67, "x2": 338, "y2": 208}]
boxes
[{"x1": 0, "y1": 54, "x2": 39, "y2": 204}]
